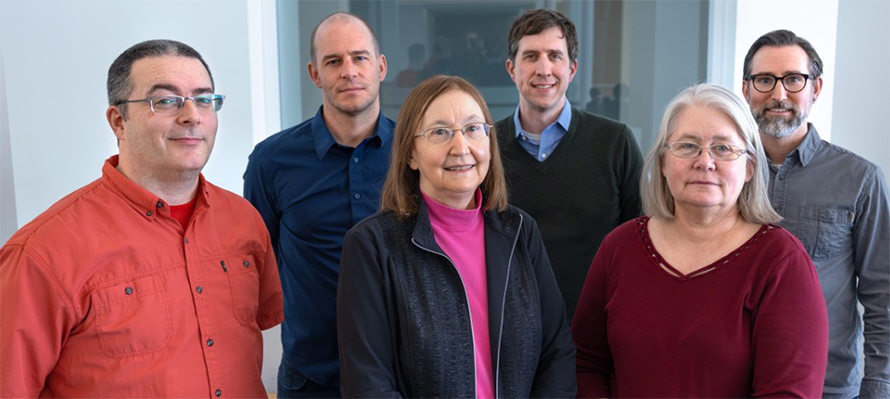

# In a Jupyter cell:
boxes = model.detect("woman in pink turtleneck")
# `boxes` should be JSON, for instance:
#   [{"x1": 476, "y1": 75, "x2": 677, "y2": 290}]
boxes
[{"x1": 337, "y1": 76, "x2": 576, "y2": 399}]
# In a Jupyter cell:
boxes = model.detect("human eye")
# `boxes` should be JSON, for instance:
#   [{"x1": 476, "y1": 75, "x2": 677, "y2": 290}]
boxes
[
  {"x1": 194, "y1": 95, "x2": 215, "y2": 107},
  {"x1": 523, "y1": 53, "x2": 537, "y2": 61},
  {"x1": 755, "y1": 75, "x2": 775, "y2": 85},
  {"x1": 712, "y1": 144, "x2": 733, "y2": 155},
  {"x1": 429, "y1": 128, "x2": 451, "y2": 137},
  {"x1": 677, "y1": 142, "x2": 698, "y2": 150},
  {"x1": 550, "y1": 53, "x2": 562, "y2": 61},
  {"x1": 325, "y1": 58, "x2": 341, "y2": 66},
  {"x1": 153, "y1": 96, "x2": 180, "y2": 108}
]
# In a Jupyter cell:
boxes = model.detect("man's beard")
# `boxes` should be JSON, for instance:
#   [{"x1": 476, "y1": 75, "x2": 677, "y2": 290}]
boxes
[{"x1": 751, "y1": 99, "x2": 808, "y2": 138}]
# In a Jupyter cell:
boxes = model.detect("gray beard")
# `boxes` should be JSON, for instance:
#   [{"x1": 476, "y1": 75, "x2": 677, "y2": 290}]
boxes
[{"x1": 752, "y1": 101, "x2": 808, "y2": 138}]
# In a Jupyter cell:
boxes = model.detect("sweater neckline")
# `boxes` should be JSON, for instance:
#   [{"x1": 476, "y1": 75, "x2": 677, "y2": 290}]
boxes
[
  {"x1": 421, "y1": 189, "x2": 483, "y2": 232},
  {"x1": 637, "y1": 216, "x2": 774, "y2": 281}
]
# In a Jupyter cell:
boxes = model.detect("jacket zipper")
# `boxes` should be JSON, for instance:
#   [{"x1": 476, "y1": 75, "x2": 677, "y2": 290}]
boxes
[
  {"x1": 411, "y1": 238, "x2": 478, "y2": 397},
  {"x1": 494, "y1": 213, "x2": 522, "y2": 399}
]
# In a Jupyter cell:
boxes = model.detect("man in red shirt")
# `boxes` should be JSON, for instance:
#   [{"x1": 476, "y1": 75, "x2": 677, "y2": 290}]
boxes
[{"x1": 0, "y1": 40, "x2": 283, "y2": 398}]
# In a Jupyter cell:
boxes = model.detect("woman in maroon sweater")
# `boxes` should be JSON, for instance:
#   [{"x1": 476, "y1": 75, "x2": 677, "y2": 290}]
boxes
[{"x1": 572, "y1": 84, "x2": 828, "y2": 398}]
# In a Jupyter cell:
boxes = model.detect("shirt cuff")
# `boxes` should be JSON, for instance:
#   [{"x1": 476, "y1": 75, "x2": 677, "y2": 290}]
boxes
[{"x1": 860, "y1": 379, "x2": 890, "y2": 399}]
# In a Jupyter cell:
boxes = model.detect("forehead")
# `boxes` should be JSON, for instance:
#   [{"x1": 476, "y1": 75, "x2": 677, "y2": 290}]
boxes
[
  {"x1": 517, "y1": 26, "x2": 568, "y2": 53},
  {"x1": 670, "y1": 104, "x2": 744, "y2": 143},
  {"x1": 129, "y1": 55, "x2": 211, "y2": 94},
  {"x1": 421, "y1": 90, "x2": 483, "y2": 126},
  {"x1": 750, "y1": 45, "x2": 810, "y2": 74},
  {"x1": 314, "y1": 17, "x2": 375, "y2": 55}
]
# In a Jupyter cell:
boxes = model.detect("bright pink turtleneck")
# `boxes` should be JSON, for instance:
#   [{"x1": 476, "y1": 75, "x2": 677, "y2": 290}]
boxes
[{"x1": 422, "y1": 189, "x2": 493, "y2": 399}]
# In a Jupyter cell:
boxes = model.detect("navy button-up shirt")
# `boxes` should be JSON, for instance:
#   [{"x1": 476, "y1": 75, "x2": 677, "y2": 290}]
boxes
[{"x1": 244, "y1": 107, "x2": 394, "y2": 387}]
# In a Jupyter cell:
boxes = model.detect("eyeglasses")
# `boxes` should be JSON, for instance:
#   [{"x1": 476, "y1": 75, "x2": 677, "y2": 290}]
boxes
[
  {"x1": 115, "y1": 94, "x2": 226, "y2": 115},
  {"x1": 664, "y1": 141, "x2": 749, "y2": 161},
  {"x1": 414, "y1": 122, "x2": 490, "y2": 145},
  {"x1": 745, "y1": 73, "x2": 813, "y2": 93}
]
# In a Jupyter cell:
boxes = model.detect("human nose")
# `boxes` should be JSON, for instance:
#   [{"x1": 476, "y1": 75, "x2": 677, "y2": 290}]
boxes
[
  {"x1": 341, "y1": 59, "x2": 358, "y2": 79},
  {"x1": 770, "y1": 79, "x2": 788, "y2": 101},
  {"x1": 692, "y1": 146, "x2": 716, "y2": 170},
  {"x1": 449, "y1": 128, "x2": 471, "y2": 154},
  {"x1": 177, "y1": 97, "x2": 201, "y2": 125},
  {"x1": 535, "y1": 58, "x2": 551, "y2": 76}
]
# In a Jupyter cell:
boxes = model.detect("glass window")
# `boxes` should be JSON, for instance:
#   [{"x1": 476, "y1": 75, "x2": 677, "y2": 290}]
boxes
[{"x1": 280, "y1": 0, "x2": 709, "y2": 155}]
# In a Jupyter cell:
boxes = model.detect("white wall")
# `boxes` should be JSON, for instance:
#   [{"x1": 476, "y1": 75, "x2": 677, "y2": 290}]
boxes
[
  {"x1": 832, "y1": 0, "x2": 890, "y2": 175},
  {"x1": 0, "y1": 0, "x2": 281, "y2": 390}
]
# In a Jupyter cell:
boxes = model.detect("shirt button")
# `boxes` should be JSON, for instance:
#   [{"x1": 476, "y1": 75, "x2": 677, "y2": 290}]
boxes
[
  {"x1": 542, "y1": 153, "x2": 548, "y2": 159},
  {"x1": 207, "y1": 338, "x2": 214, "y2": 346},
  {"x1": 184, "y1": 237, "x2": 189, "y2": 244},
  {"x1": 353, "y1": 157, "x2": 359, "y2": 163},
  {"x1": 156, "y1": 201, "x2": 163, "y2": 208},
  {"x1": 125, "y1": 287, "x2": 133, "y2": 295},
  {"x1": 146, "y1": 211, "x2": 153, "y2": 217},
  {"x1": 778, "y1": 175, "x2": 784, "y2": 180},
  {"x1": 354, "y1": 193, "x2": 361, "y2": 200},
  {"x1": 243, "y1": 260, "x2": 250, "y2": 268},
  {"x1": 215, "y1": 389, "x2": 222, "y2": 397},
  {"x1": 196, "y1": 286, "x2": 203, "y2": 294}
]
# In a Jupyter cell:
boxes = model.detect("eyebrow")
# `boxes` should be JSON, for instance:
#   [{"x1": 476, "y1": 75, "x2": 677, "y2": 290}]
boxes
[
  {"x1": 750, "y1": 70, "x2": 808, "y2": 76},
  {"x1": 426, "y1": 115, "x2": 483, "y2": 128},
  {"x1": 522, "y1": 48, "x2": 565, "y2": 56},
  {"x1": 675, "y1": 133, "x2": 738, "y2": 142},
  {"x1": 147, "y1": 83, "x2": 213, "y2": 96}
]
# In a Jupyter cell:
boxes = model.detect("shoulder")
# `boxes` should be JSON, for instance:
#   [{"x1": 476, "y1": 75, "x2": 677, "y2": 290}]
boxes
[
  {"x1": 748, "y1": 224, "x2": 814, "y2": 274},
  {"x1": 4, "y1": 178, "x2": 104, "y2": 250},
  {"x1": 570, "y1": 108, "x2": 635, "y2": 142},
  {"x1": 249, "y1": 118, "x2": 315, "y2": 160},
  {"x1": 346, "y1": 210, "x2": 404, "y2": 241},
  {"x1": 816, "y1": 140, "x2": 881, "y2": 180},
  {"x1": 203, "y1": 181, "x2": 269, "y2": 230}
]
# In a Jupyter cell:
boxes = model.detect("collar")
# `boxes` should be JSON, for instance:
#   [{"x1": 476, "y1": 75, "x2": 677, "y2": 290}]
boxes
[
  {"x1": 512, "y1": 98, "x2": 573, "y2": 138},
  {"x1": 311, "y1": 106, "x2": 394, "y2": 159},
  {"x1": 102, "y1": 155, "x2": 210, "y2": 222},
  {"x1": 791, "y1": 123, "x2": 821, "y2": 167},
  {"x1": 421, "y1": 188, "x2": 483, "y2": 232}
]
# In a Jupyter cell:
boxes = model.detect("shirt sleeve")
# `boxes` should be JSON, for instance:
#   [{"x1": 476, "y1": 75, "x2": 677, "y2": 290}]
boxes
[
  {"x1": 0, "y1": 244, "x2": 77, "y2": 398},
  {"x1": 572, "y1": 235, "x2": 615, "y2": 398},
  {"x1": 854, "y1": 167, "x2": 890, "y2": 398},
  {"x1": 337, "y1": 228, "x2": 403, "y2": 399},
  {"x1": 243, "y1": 149, "x2": 281, "y2": 258},
  {"x1": 751, "y1": 246, "x2": 829, "y2": 398},
  {"x1": 254, "y1": 221, "x2": 284, "y2": 331},
  {"x1": 617, "y1": 126, "x2": 643, "y2": 223},
  {"x1": 525, "y1": 217, "x2": 577, "y2": 398}
]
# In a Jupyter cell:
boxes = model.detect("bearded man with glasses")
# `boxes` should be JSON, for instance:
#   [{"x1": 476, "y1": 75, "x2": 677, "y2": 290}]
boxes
[
  {"x1": 1, "y1": 40, "x2": 283, "y2": 398},
  {"x1": 742, "y1": 29, "x2": 890, "y2": 399}
]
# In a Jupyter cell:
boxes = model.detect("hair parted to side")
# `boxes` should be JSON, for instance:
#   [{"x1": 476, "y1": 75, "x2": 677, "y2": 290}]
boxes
[
  {"x1": 743, "y1": 29, "x2": 823, "y2": 78},
  {"x1": 309, "y1": 12, "x2": 381, "y2": 65},
  {"x1": 107, "y1": 39, "x2": 213, "y2": 119},
  {"x1": 380, "y1": 75, "x2": 508, "y2": 217},
  {"x1": 507, "y1": 8, "x2": 579, "y2": 63},
  {"x1": 641, "y1": 84, "x2": 781, "y2": 225}
]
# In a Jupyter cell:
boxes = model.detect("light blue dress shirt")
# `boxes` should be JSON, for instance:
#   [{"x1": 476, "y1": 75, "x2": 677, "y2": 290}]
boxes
[{"x1": 512, "y1": 99, "x2": 573, "y2": 162}]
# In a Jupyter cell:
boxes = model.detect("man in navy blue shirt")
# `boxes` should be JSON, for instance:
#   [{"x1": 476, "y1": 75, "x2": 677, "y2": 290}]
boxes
[{"x1": 243, "y1": 12, "x2": 393, "y2": 398}]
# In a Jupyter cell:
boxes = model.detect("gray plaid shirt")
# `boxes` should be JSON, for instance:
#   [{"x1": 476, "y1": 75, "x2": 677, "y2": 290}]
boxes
[{"x1": 768, "y1": 124, "x2": 890, "y2": 399}]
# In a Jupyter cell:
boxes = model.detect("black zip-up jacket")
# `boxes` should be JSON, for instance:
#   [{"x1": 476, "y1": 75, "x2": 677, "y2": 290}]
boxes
[{"x1": 337, "y1": 201, "x2": 577, "y2": 398}]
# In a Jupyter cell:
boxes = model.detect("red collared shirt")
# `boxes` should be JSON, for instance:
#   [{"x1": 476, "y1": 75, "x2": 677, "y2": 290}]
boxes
[{"x1": 1, "y1": 156, "x2": 283, "y2": 398}]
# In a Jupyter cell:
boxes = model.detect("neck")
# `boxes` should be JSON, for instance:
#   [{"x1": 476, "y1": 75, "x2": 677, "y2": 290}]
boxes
[
  {"x1": 667, "y1": 206, "x2": 745, "y2": 243},
  {"x1": 323, "y1": 101, "x2": 380, "y2": 148},
  {"x1": 760, "y1": 123, "x2": 809, "y2": 164},
  {"x1": 518, "y1": 98, "x2": 565, "y2": 134},
  {"x1": 116, "y1": 163, "x2": 200, "y2": 205}
]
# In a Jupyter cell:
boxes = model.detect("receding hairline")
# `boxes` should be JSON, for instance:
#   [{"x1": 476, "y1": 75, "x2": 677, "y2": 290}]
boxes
[{"x1": 311, "y1": 12, "x2": 379, "y2": 63}]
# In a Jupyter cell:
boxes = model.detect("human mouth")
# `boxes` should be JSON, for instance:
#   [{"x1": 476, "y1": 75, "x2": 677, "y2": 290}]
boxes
[
  {"x1": 445, "y1": 164, "x2": 475, "y2": 172},
  {"x1": 532, "y1": 83, "x2": 556, "y2": 89},
  {"x1": 170, "y1": 137, "x2": 203, "y2": 145}
]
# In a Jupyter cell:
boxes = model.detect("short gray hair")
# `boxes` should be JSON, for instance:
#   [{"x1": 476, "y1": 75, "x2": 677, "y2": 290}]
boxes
[
  {"x1": 107, "y1": 39, "x2": 213, "y2": 119},
  {"x1": 641, "y1": 84, "x2": 780, "y2": 224}
]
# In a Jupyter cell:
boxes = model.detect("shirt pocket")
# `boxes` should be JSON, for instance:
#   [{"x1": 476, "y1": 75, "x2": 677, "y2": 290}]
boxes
[
  {"x1": 225, "y1": 254, "x2": 260, "y2": 325},
  {"x1": 92, "y1": 273, "x2": 172, "y2": 357},
  {"x1": 798, "y1": 205, "x2": 854, "y2": 260}
]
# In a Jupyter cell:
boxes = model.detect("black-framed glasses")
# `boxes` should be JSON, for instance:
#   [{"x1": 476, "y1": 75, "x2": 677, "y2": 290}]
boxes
[
  {"x1": 414, "y1": 122, "x2": 490, "y2": 145},
  {"x1": 745, "y1": 73, "x2": 813, "y2": 93},
  {"x1": 115, "y1": 94, "x2": 226, "y2": 115},
  {"x1": 664, "y1": 141, "x2": 749, "y2": 161}
]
